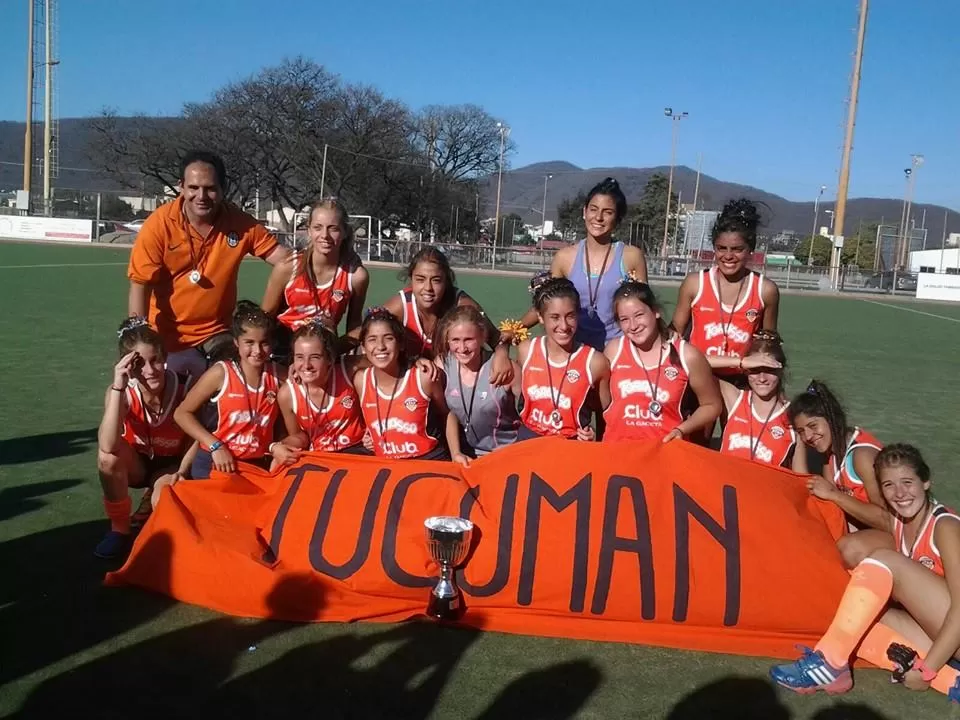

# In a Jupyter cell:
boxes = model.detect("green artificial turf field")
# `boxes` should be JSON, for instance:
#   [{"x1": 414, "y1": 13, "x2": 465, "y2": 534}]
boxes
[{"x1": 1, "y1": 241, "x2": 959, "y2": 719}]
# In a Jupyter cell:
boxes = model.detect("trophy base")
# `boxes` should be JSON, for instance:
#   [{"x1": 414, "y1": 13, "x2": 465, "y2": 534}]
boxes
[{"x1": 427, "y1": 592, "x2": 465, "y2": 622}]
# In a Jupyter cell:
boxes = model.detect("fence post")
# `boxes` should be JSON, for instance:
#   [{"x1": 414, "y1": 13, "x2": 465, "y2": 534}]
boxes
[
  {"x1": 785, "y1": 259, "x2": 791, "y2": 290},
  {"x1": 96, "y1": 193, "x2": 102, "y2": 242}
]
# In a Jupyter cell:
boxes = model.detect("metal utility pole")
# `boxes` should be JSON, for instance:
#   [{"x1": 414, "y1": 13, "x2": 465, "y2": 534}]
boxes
[
  {"x1": 660, "y1": 108, "x2": 688, "y2": 265},
  {"x1": 807, "y1": 185, "x2": 827, "y2": 266},
  {"x1": 691, "y1": 153, "x2": 702, "y2": 211},
  {"x1": 539, "y1": 172, "x2": 552, "y2": 259},
  {"x1": 899, "y1": 155, "x2": 923, "y2": 267},
  {"x1": 43, "y1": 0, "x2": 55, "y2": 216},
  {"x1": 23, "y1": 0, "x2": 35, "y2": 201},
  {"x1": 491, "y1": 122, "x2": 509, "y2": 270},
  {"x1": 829, "y1": 0, "x2": 869, "y2": 289}
]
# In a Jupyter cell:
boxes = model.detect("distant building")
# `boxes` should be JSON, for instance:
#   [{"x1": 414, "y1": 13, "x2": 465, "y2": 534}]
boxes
[
  {"x1": 769, "y1": 230, "x2": 800, "y2": 252},
  {"x1": 681, "y1": 210, "x2": 719, "y2": 254},
  {"x1": 909, "y1": 248, "x2": 960, "y2": 274}
]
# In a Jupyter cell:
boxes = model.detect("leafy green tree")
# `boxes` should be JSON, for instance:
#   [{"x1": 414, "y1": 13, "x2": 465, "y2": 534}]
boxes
[
  {"x1": 793, "y1": 235, "x2": 833, "y2": 266},
  {"x1": 627, "y1": 173, "x2": 679, "y2": 253},
  {"x1": 555, "y1": 191, "x2": 588, "y2": 240}
]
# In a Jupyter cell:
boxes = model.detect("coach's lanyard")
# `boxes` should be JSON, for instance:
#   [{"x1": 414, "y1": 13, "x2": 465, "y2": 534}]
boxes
[{"x1": 748, "y1": 392, "x2": 781, "y2": 460}]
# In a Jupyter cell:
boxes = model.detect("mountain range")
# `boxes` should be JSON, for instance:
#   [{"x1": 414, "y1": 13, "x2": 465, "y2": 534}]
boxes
[{"x1": 2, "y1": 118, "x2": 958, "y2": 241}]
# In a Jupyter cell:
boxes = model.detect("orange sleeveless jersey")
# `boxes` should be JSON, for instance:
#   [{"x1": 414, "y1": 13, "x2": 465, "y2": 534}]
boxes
[
  {"x1": 210, "y1": 361, "x2": 282, "y2": 459},
  {"x1": 359, "y1": 366, "x2": 438, "y2": 459},
  {"x1": 603, "y1": 336, "x2": 689, "y2": 442},
  {"x1": 287, "y1": 358, "x2": 365, "y2": 452},
  {"x1": 121, "y1": 371, "x2": 192, "y2": 457},
  {"x1": 829, "y1": 427, "x2": 883, "y2": 502},
  {"x1": 399, "y1": 288, "x2": 464, "y2": 357},
  {"x1": 688, "y1": 268, "x2": 765, "y2": 374},
  {"x1": 520, "y1": 337, "x2": 595, "y2": 439},
  {"x1": 893, "y1": 504, "x2": 960, "y2": 577},
  {"x1": 276, "y1": 251, "x2": 353, "y2": 331},
  {"x1": 720, "y1": 391, "x2": 795, "y2": 467}
]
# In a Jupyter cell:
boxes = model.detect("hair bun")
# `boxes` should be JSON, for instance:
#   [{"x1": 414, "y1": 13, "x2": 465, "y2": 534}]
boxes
[{"x1": 719, "y1": 198, "x2": 762, "y2": 231}]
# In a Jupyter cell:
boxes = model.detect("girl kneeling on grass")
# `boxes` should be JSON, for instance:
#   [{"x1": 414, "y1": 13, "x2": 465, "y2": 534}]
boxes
[
  {"x1": 791, "y1": 379, "x2": 887, "y2": 567},
  {"x1": 514, "y1": 278, "x2": 611, "y2": 441},
  {"x1": 352, "y1": 308, "x2": 453, "y2": 460},
  {"x1": 173, "y1": 301, "x2": 293, "y2": 480},
  {"x1": 274, "y1": 319, "x2": 367, "y2": 456},
  {"x1": 770, "y1": 444, "x2": 960, "y2": 703},
  {"x1": 436, "y1": 305, "x2": 521, "y2": 466},
  {"x1": 95, "y1": 317, "x2": 196, "y2": 559},
  {"x1": 602, "y1": 281, "x2": 721, "y2": 444},
  {"x1": 718, "y1": 330, "x2": 798, "y2": 468}
]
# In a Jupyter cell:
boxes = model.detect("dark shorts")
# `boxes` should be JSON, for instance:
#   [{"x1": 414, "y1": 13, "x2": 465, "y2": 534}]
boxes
[{"x1": 132, "y1": 453, "x2": 180, "y2": 488}]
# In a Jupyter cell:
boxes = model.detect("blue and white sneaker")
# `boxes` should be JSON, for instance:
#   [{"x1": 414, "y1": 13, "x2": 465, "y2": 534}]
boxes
[{"x1": 770, "y1": 646, "x2": 853, "y2": 695}]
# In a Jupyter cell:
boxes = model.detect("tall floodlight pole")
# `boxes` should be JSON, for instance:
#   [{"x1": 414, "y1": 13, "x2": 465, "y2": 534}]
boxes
[
  {"x1": 899, "y1": 154, "x2": 924, "y2": 267},
  {"x1": 43, "y1": 0, "x2": 56, "y2": 216},
  {"x1": 829, "y1": 0, "x2": 869, "y2": 289},
  {"x1": 539, "y1": 172, "x2": 552, "y2": 259},
  {"x1": 491, "y1": 121, "x2": 509, "y2": 270},
  {"x1": 807, "y1": 184, "x2": 827, "y2": 266},
  {"x1": 660, "y1": 108, "x2": 688, "y2": 267},
  {"x1": 23, "y1": 0, "x2": 35, "y2": 202}
]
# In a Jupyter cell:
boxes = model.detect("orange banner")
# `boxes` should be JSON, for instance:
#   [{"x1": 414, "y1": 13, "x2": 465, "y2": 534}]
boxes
[{"x1": 107, "y1": 438, "x2": 850, "y2": 659}]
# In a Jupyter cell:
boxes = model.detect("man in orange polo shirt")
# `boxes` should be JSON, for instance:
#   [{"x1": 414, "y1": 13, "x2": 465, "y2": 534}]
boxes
[{"x1": 127, "y1": 151, "x2": 289, "y2": 378}]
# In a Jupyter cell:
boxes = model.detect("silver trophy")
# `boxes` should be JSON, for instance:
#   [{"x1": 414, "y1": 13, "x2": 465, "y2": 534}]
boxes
[{"x1": 424, "y1": 516, "x2": 474, "y2": 621}]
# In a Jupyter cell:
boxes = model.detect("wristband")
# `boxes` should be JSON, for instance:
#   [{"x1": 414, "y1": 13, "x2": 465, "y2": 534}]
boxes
[
  {"x1": 208, "y1": 439, "x2": 224, "y2": 452},
  {"x1": 268, "y1": 442, "x2": 279, "y2": 455},
  {"x1": 914, "y1": 658, "x2": 939, "y2": 683}
]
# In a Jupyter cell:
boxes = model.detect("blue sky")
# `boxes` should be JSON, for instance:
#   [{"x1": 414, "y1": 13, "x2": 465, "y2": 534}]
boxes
[{"x1": 1, "y1": 0, "x2": 957, "y2": 207}]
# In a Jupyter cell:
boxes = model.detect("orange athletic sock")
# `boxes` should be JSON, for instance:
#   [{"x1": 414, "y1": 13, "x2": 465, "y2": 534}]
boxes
[
  {"x1": 857, "y1": 621, "x2": 959, "y2": 695},
  {"x1": 104, "y1": 497, "x2": 132, "y2": 534},
  {"x1": 815, "y1": 558, "x2": 893, "y2": 668}
]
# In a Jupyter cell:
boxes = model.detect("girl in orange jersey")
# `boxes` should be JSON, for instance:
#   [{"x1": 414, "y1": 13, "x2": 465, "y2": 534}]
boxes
[
  {"x1": 791, "y1": 379, "x2": 888, "y2": 566},
  {"x1": 275, "y1": 319, "x2": 367, "y2": 456},
  {"x1": 262, "y1": 198, "x2": 370, "y2": 356},
  {"x1": 351, "y1": 308, "x2": 452, "y2": 460},
  {"x1": 514, "y1": 278, "x2": 611, "y2": 441},
  {"x1": 771, "y1": 445, "x2": 960, "y2": 702},
  {"x1": 718, "y1": 330, "x2": 799, "y2": 468},
  {"x1": 95, "y1": 317, "x2": 196, "y2": 559},
  {"x1": 602, "y1": 281, "x2": 721, "y2": 443},
  {"x1": 381, "y1": 247, "x2": 513, "y2": 385},
  {"x1": 671, "y1": 199, "x2": 780, "y2": 384},
  {"x1": 174, "y1": 301, "x2": 293, "y2": 479}
]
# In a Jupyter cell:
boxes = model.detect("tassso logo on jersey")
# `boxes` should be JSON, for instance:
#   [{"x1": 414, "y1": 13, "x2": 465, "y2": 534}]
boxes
[
  {"x1": 372, "y1": 417, "x2": 420, "y2": 435},
  {"x1": 616, "y1": 379, "x2": 671, "y2": 403},
  {"x1": 703, "y1": 322, "x2": 751, "y2": 344},
  {"x1": 727, "y1": 433, "x2": 773, "y2": 463},
  {"x1": 525, "y1": 385, "x2": 572, "y2": 408}
]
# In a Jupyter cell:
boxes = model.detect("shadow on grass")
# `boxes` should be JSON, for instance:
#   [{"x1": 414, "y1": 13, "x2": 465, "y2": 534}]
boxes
[
  {"x1": 0, "y1": 478, "x2": 84, "y2": 522},
  {"x1": 0, "y1": 520, "x2": 173, "y2": 686},
  {"x1": 472, "y1": 658, "x2": 602, "y2": 719},
  {"x1": 665, "y1": 676, "x2": 894, "y2": 720},
  {"x1": 0, "y1": 428, "x2": 97, "y2": 465}
]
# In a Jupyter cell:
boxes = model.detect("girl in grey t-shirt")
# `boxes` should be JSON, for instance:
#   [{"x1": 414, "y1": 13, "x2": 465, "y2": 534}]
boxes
[{"x1": 438, "y1": 306, "x2": 520, "y2": 465}]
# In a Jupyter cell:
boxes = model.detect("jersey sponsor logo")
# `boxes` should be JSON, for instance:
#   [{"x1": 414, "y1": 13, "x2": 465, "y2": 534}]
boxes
[
  {"x1": 529, "y1": 407, "x2": 564, "y2": 431},
  {"x1": 381, "y1": 440, "x2": 422, "y2": 457},
  {"x1": 525, "y1": 385, "x2": 572, "y2": 409},
  {"x1": 227, "y1": 393, "x2": 245, "y2": 399},
  {"x1": 769, "y1": 425, "x2": 785, "y2": 440},
  {"x1": 727, "y1": 432, "x2": 774, "y2": 464},
  {"x1": 332, "y1": 289, "x2": 346, "y2": 302},
  {"x1": 664, "y1": 366, "x2": 680, "y2": 381},
  {"x1": 918, "y1": 556, "x2": 936, "y2": 571},
  {"x1": 745, "y1": 308, "x2": 759, "y2": 322},
  {"x1": 340, "y1": 395, "x2": 354, "y2": 409},
  {"x1": 133, "y1": 434, "x2": 181, "y2": 450},
  {"x1": 226, "y1": 231, "x2": 240, "y2": 248},
  {"x1": 228, "y1": 431, "x2": 262, "y2": 452},
  {"x1": 265, "y1": 390, "x2": 277, "y2": 404},
  {"x1": 372, "y1": 416, "x2": 420, "y2": 436},
  {"x1": 565, "y1": 369, "x2": 581, "y2": 383},
  {"x1": 615, "y1": 379, "x2": 670, "y2": 403},
  {"x1": 403, "y1": 397, "x2": 419, "y2": 412},
  {"x1": 623, "y1": 404, "x2": 664, "y2": 421},
  {"x1": 227, "y1": 410, "x2": 273, "y2": 427},
  {"x1": 703, "y1": 322, "x2": 751, "y2": 345}
]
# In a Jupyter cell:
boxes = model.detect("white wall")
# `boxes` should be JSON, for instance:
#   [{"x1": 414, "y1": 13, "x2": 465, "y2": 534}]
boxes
[
  {"x1": 908, "y1": 247, "x2": 960, "y2": 273},
  {"x1": 0, "y1": 215, "x2": 94, "y2": 242},
  {"x1": 917, "y1": 273, "x2": 960, "y2": 303}
]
